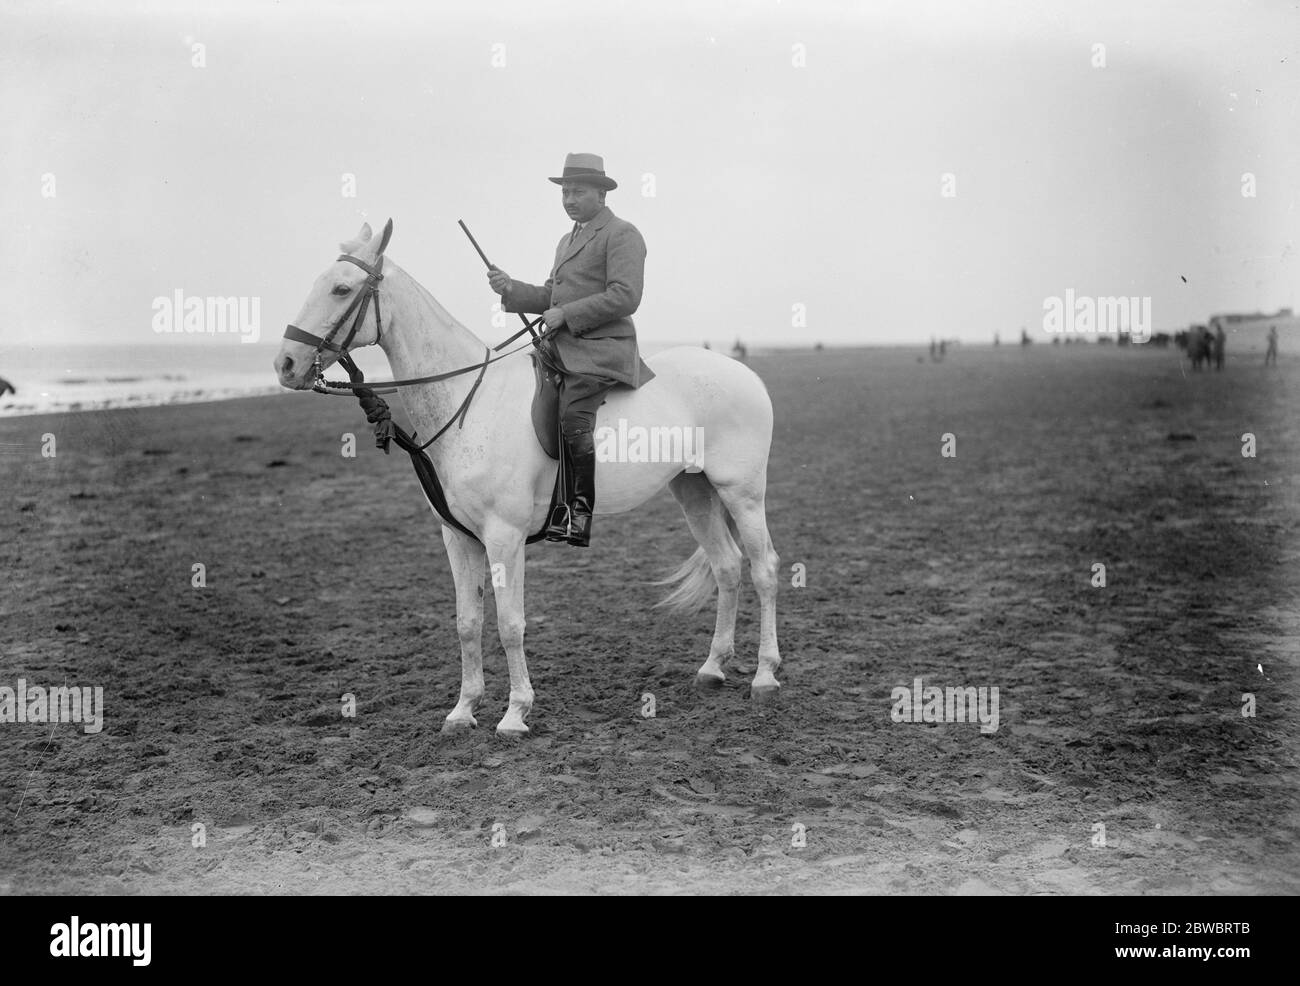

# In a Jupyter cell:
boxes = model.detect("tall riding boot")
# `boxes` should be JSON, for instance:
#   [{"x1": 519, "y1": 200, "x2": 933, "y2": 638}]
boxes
[{"x1": 567, "y1": 431, "x2": 596, "y2": 547}]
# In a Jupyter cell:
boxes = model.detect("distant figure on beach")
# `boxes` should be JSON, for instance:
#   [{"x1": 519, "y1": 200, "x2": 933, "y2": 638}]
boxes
[
  {"x1": 1212, "y1": 324, "x2": 1226, "y2": 370},
  {"x1": 1020, "y1": 328, "x2": 1031, "y2": 346},
  {"x1": 993, "y1": 332, "x2": 1000, "y2": 347},
  {"x1": 938, "y1": 339, "x2": 947, "y2": 359},
  {"x1": 1185, "y1": 325, "x2": 1212, "y2": 370},
  {"x1": 929, "y1": 337, "x2": 937, "y2": 361},
  {"x1": 1265, "y1": 325, "x2": 1278, "y2": 366},
  {"x1": 702, "y1": 341, "x2": 710, "y2": 351},
  {"x1": 731, "y1": 337, "x2": 747, "y2": 362},
  {"x1": 0, "y1": 376, "x2": 14, "y2": 398}
]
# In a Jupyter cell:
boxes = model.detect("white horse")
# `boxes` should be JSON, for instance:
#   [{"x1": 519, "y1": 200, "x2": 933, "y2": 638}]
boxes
[{"x1": 274, "y1": 220, "x2": 781, "y2": 736}]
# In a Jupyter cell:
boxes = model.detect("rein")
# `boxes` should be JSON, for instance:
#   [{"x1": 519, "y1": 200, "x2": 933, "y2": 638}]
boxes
[
  {"x1": 282, "y1": 244, "x2": 549, "y2": 448},
  {"x1": 314, "y1": 324, "x2": 545, "y2": 394},
  {"x1": 280, "y1": 238, "x2": 559, "y2": 544}
]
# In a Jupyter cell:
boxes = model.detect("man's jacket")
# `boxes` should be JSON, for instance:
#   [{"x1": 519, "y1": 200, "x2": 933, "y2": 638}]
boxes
[{"x1": 503, "y1": 206, "x2": 655, "y2": 388}]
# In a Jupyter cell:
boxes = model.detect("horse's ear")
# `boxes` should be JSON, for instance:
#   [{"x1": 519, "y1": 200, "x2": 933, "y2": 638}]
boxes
[
  {"x1": 339, "y1": 222, "x2": 373, "y2": 253},
  {"x1": 376, "y1": 218, "x2": 393, "y2": 256}
]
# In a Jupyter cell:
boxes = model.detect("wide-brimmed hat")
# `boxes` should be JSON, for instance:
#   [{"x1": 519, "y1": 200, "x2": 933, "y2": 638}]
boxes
[{"x1": 548, "y1": 152, "x2": 618, "y2": 190}]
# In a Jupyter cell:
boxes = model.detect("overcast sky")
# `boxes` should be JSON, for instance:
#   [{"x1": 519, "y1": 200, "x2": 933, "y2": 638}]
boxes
[{"x1": 2, "y1": 0, "x2": 1296, "y2": 350}]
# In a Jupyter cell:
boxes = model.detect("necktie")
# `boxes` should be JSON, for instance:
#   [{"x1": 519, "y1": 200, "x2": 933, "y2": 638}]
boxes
[{"x1": 569, "y1": 222, "x2": 580, "y2": 244}]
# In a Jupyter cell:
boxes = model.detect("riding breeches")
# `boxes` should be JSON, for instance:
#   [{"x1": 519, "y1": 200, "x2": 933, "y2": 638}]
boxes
[{"x1": 558, "y1": 371, "x2": 618, "y2": 455}]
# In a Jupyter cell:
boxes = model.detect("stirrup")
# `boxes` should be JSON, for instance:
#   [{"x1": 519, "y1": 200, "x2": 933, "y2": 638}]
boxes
[{"x1": 544, "y1": 502, "x2": 571, "y2": 541}]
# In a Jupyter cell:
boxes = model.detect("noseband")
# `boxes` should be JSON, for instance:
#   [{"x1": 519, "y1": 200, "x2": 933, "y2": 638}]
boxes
[{"x1": 282, "y1": 253, "x2": 386, "y2": 391}]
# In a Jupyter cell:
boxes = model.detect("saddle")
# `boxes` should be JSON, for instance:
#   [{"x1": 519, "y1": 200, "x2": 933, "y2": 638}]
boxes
[
  {"x1": 530, "y1": 349, "x2": 634, "y2": 539},
  {"x1": 530, "y1": 351, "x2": 564, "y2": 460},
  {"x1": 530, "y1": 349, "x2": 629, "y2": 458}
]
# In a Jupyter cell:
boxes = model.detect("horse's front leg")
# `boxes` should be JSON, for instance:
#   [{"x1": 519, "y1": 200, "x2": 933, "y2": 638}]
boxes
[
  {"x1": 484, "y1": 525, "x2": 532, "y2": 736},
  {"x1": 440, "y1": 527, "x2": 487, "y2": 733}
]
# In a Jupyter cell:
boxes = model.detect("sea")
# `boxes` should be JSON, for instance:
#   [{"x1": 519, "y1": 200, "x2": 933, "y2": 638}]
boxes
[
  {"x1": 0, "y1": 341, "x2": 412, "y2": 418},
  {"x1": 0, "y1": 339, "x2": 710, "y2": 418}
]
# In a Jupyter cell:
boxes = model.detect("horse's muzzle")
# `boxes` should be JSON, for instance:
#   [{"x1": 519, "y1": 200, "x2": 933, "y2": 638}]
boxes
[{"x1": 274, "y1": 352, "x2": 315, "y2": 390}]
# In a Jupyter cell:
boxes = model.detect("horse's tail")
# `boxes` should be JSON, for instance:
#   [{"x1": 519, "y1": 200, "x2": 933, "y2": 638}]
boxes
[{"x1": 652, "y1": 507, "x2": 741, "y2": 615}]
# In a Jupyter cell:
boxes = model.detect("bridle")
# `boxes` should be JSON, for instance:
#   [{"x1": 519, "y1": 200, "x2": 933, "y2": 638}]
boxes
[{"x1": 282, "y1": 251, "x2": 387, "y2": 394}]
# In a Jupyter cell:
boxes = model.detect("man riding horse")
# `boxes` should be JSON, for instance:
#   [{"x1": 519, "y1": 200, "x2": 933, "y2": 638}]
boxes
[{"x1": 487, "y1": 153, "x2": 655, "y2": 547}]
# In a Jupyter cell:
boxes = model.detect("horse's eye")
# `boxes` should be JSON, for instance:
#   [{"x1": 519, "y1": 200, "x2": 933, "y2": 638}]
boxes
[{"x1": 332, "y1": 285, "x2": 352, "y2": 296}]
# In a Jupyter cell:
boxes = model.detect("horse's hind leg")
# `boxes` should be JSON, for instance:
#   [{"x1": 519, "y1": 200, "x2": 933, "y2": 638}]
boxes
[
  {"x1": 669, "y1": 472, "x2": 742, "y2": 688},
  {"x1": 441, "y1": 527, "x2": 487, "y2": 733},
  {"x1": 712, "y1": 484, "x2": 782, "y2": 698}
]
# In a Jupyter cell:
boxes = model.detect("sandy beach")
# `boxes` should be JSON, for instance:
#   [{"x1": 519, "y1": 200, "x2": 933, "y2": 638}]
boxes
[{"x1": 1, "y1": 344, "x2": 1297, "y2": 894}]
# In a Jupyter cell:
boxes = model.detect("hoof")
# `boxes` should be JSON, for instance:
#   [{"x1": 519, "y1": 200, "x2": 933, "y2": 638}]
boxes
[
  {"x1": 695, "y1": 672, "x2": 726, "y2": 691},
  {"x1": 750, "y1": 683, "x2": 781, "y2": 703},
  {"x1": 441, "y1": 717, "x2": 476, "y2": 734},
  {"x1": 495, "y1": 724, "x2": 529, "y2": 739}
]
